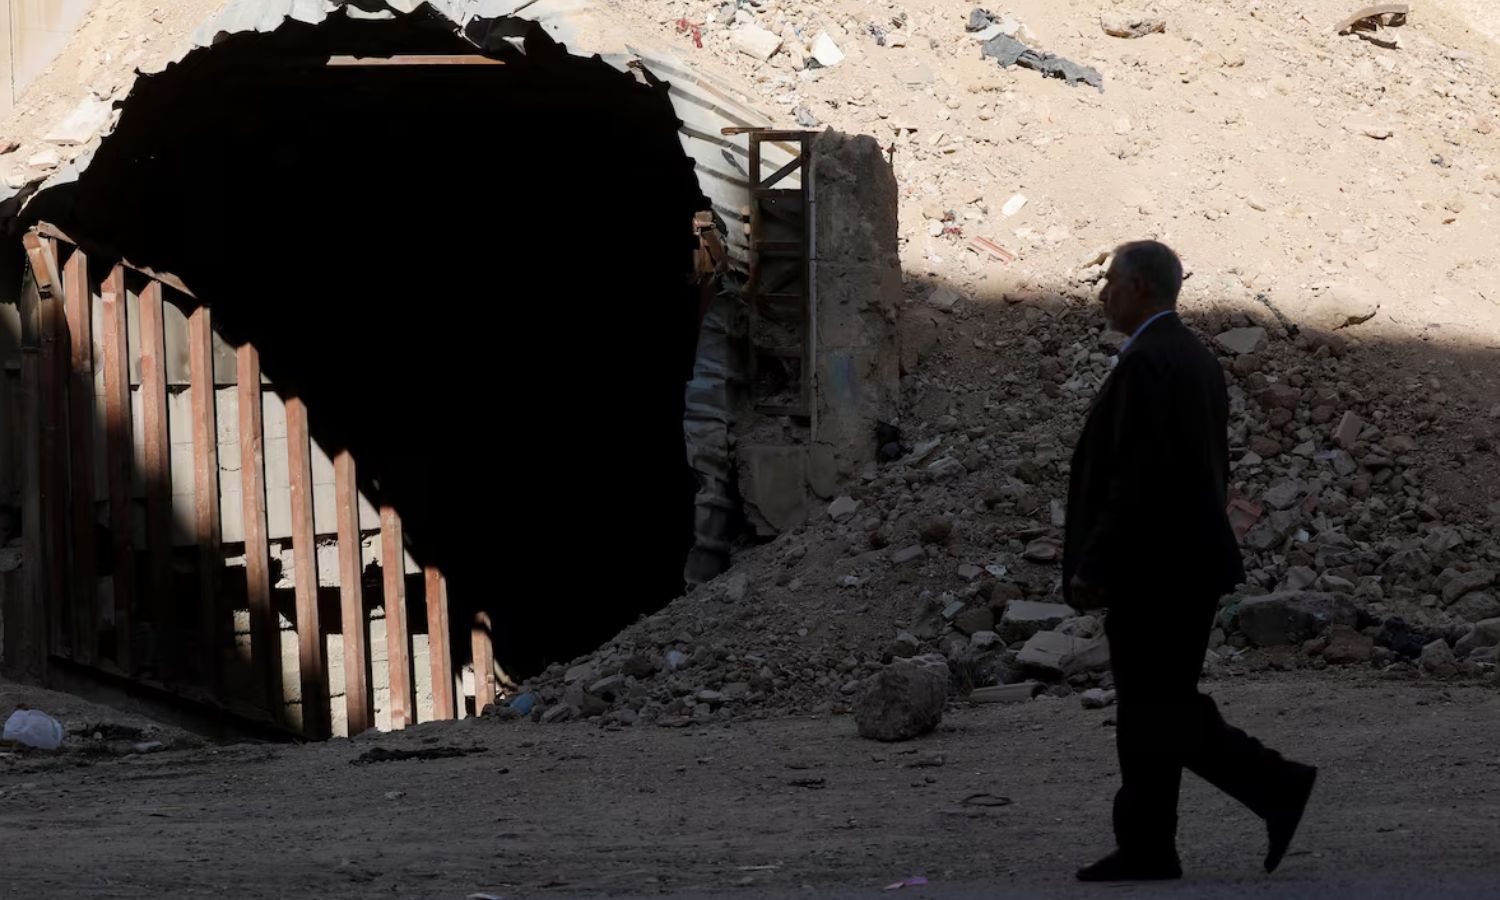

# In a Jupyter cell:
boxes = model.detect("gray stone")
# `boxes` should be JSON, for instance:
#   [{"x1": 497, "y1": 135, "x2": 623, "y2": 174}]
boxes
[
  {"x1": 588, "y1": 674, "x2": 627, "y2": 699},
  {"x1": 828, "y1": 496, "x2": 860, "y2": 520},
  {"x1": 1420, "y1": 639, "x2": 1458, "y2": 678},
  {"x1": 1080, "y1": 688, "x2": 1117, "y2": 709},
  {"x1": 1282, "y1": 566, "x2": 1318, "y2": 591},
  {"x1": 999, "y1": 600, "x2": 1076, "y2": 643},
  {"x1": 957, "y1": 563, "x2": 984, "y2": 581},
  {"x1": 854, "y1": 654, "x2": 950, "y2": 742},
  {"x1": 44, "y1": 97, "x2": 113, "y2": 146},
  {"x1": 1454, "y1": 618, "x2": 1500, "y2": 657},
  {"x1": 1015, "y1": 631, "x2": 1110, "y2": 679},
  {"x1": 969, "y1": 630, "x2": 1003, "y2": 652},
  {"x1": 1213, "y1": 326, "x2": 1267, "y2": 355},
  {"x1": 1424, "y1": 527, "x2": 1464, "y2": 556},
  {"x1": 722, "y1": 571, "x2": 750, "y2": 602},
  {"x1": 928, "y1": 286, "x2": 963, "y2": 309},
  {"x1": 1263, "y1": 478, "x2": 1305, "y2": 511},
  {"x1": 1057, "y1": 615, "x2": 1102, "y2": 638},
  {"x1": 1101, "y1": 8, "x2": 1167, "y2": 38},
  {"x1": 1442, "y1": 570, "x2": 1495, "y2": 605},
  {"x1": 892, "y1": 544, "x2": 926, "y2": 565},
  {"x1": 1235, "y1": 592, "x2": 1359, "y2": 647},
  {"x1": 731, "y1": 23, "x2": 783, "y2": 60},
  {"x1": 1322, "y1": 624, "x2": 1374, "y2": 665},
  {"x1": 564, "y1": 663, "x2": 598, "y2": 684},
  {"x1": 1334, "y1": 411, "x2": 1363, "y2": 450},
  {"x1": 1309, "y1": 282, "x2": 1380, "y2": 330},
  {"x1": 664, "y1": 649, "x2": 689, "y2": 671},
  {"x1": 1452, "y1": 593, "x2": 1500, "y2": 623},
  {"x1": 927, "y1": 456, "x2": 966, "y2": 480}
]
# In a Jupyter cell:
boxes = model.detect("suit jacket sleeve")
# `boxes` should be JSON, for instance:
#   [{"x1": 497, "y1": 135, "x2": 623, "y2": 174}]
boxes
[{"x1": 1074, "y1": 356, "x2": 1170, "y2": 588}]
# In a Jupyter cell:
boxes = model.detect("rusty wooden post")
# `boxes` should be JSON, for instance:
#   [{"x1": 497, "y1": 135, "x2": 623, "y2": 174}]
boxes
[
  {"x1": 237, "y1": 344, "x2": 280, "y2": 721},
  {"x1": 187, "y1": 306, "x2": 222, "y2": 689},
  {"x1": 139, "y1": 281, "x2": 173, "y2": 669},
  {"x1": 424, "y1": 567, "x2": 453, "y2": 721},
  {"x1": 379, "y1": 505, "x2": 411, "y2": 729},
  {"x1": 26, "y1": 235, "x2": 69, "y2": 661},
  {"x1": 61, "y1": 246, "x2": 99, "y2": 665},
  {"x1": 334, "y1": 451, "x2": 370, "y2": 735},
  {"x1": 286, "y1": 396, "x2": 328, "y2": 738},
  {"x1": 100, "y1": 265, "x2": 135, "y2": 673},
  {"x1": 472, "y1": 611, "x2": 494, "y2": 715},
  {"x1": 15, "y1": 247, "x2": 48, "y2": 678}
]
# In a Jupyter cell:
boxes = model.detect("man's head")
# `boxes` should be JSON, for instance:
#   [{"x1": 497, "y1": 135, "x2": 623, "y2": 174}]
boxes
[{"x1": 1100, "y1": 240, "x2": 1183, "y2": 335}]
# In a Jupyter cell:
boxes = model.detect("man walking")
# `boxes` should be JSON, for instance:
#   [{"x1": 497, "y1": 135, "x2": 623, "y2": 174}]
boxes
[{"x1": 1063, "y1": 241, "x2": 1317, "y2": 882}]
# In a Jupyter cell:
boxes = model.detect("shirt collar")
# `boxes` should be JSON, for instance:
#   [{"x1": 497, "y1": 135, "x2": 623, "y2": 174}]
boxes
[{"x1": 1121, "y1": 309, "x2": 1175, "y2": 353}]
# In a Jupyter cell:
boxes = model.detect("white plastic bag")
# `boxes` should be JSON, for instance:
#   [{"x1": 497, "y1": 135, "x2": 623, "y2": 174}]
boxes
[{"x1": 3, "y1": 709, "x2": 65, "y2": 750}]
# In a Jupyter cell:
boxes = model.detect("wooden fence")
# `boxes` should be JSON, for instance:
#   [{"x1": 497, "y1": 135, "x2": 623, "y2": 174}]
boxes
[{"x1": 9, "y1": 227, "x2": 496, "y2": 737}]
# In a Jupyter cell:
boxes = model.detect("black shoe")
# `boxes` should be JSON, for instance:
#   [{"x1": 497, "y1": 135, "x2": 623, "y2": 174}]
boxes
[
  {"x1": 1076, "y1": 850, "x2": 1183, "y2": 882},
  {"x1": 1265, "y1": 763, "x2": 1318, "y2": 873}
]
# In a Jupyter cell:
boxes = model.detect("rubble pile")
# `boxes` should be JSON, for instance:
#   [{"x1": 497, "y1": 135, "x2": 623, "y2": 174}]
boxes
[{"x1": 509, "y1": 289, "x2": 1500, "y2": 728}]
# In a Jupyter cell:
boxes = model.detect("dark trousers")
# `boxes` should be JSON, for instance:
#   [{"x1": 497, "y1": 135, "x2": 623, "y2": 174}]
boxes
[{"x1": 1105, "y1": 597, "x2": 1293, "y2": 857}]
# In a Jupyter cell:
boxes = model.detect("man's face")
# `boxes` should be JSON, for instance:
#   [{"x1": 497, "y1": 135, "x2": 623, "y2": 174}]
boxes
[{"x1": 1099, "y1": 259, "x2": 1135, "y2": 334}]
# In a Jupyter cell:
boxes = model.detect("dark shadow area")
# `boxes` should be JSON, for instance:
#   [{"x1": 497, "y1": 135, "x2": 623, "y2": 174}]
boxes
[{"x1": 22, "y1": 9, "x2": 708, "y2": 680}]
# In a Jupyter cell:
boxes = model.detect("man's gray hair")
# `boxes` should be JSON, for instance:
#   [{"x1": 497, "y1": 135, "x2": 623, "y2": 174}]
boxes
[{"x1": 1113, "y1": 240, "x2": 1183, "y2": 307}]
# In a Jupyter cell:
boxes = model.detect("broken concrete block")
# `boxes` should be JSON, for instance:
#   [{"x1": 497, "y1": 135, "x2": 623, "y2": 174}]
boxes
[
  {"x1": 854, "y1": 654, "x2": 949, "y2": 741},
  {"x1": 927, "y1": 456, "x2": 965, "y2": 480},
  {"x1": 892, "y1": 544, "x2": 926, "y2": 565},
  {"x1": 954, "y1": 606, "x2": 995, "y2": 635},
  {"x1": 1015, "y1": 631, "x2": 1109, "y2": 679},
  {"x1": 1101, "y1": 9, "x2": 1166, "y2": 38},
  {"x1": 998, "y1": 600, "x2": 1074, "y2": 644},
  {"x1": 44, "y1": 97, "x2": 113, "y2": 146},
  {"x1": 809, "y1": 31, "x2": 845, "y2": 67},
  {"x1": 731, "y1": 23, "x2": 783, "y2": 61},
  {"x1": 1235, "y1": 592, "x2": 1359, "y2": 647},
  {"x1": 828, "y1": 496, "x2": 860, "y2": 521},
  {"x1": 1213, "y1": 326, "x2": 1267, "y2": 356},
  {"x1": 1002, "y1": 193, "x2": 1028, "y2": 217},
  {"x1": 1080, "y1": 688, "x2": 1116, "y2": 709},
  {"x1": 1334, "y1": 411, "x2": 1363, "y2": 450}
]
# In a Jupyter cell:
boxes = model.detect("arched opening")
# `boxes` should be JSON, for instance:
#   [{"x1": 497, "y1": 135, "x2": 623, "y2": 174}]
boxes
[{"x1": 24, "y1": 10, "x2": 710, "y2": 681}]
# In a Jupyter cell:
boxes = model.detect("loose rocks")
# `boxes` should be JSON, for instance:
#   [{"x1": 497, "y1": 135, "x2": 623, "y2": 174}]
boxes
[{"x1": 1236, "y1": 592, "x2": 1359, "y2": 647}]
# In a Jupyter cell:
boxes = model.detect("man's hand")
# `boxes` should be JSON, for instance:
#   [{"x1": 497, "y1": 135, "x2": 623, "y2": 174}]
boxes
[{"x1": 1070, "y1": 574, "x2": 1107, "y2": 610}]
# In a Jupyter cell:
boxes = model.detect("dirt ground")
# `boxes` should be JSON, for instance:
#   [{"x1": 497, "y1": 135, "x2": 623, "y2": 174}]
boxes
[{"x1": 2, "y1": 670, "x2": 1498, "y2": 899}]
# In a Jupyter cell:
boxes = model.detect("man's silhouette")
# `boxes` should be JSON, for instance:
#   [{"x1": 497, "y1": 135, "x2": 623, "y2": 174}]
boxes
[{"x1": 1063, "y1": 240, "x2": 1317, "y2": 882}]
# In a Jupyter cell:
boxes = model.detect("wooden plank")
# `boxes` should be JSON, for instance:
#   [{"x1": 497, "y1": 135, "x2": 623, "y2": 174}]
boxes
[
  {"x1": 63, "y1": 247, "x2": 98, "y2": 666},
  {"x1": 759, "y1": 154, "x2": 803, "y2": 190},
  {"x1": 286, "y1": 396, "x2": 328, "y2": 738},
  {"x1": 472, "y1": 611, "x2": 495, "y2": 715},
  {"x1": 187, "y1": 306, "x2": 222, "y2": 689},
  {"x1": 100, "y1": 265, "x2": 135, "y2": 673},
  {"x1": 138, "y1": 280, "x2": 173, "y2": 662},
  {"x1": 379, "y1": 506, "x2": 412, "y2": 730},
  {"x1": 237, "y1": 344, "x2": 280, "y2": 719},
  {"x1": 334, "y1": 451, "x2": 370, "y2": 735},
  {"x1": 15, "y1": 257, "x2": 47, "y2": 679},
  {"x1": 27, "y1": 236, "x2": 68, "y2": 660},
  {"x1": 424, "y1": 567, "x2": 454, "y2": 721}
]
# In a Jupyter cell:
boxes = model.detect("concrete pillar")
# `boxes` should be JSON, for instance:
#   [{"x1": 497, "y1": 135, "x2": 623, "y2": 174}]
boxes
[{"x1": 809, "y1": 131, "x2": 901, "y2": 491}]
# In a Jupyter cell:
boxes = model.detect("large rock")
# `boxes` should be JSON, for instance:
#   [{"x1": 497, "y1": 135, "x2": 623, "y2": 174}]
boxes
[
  {"x1": 1015, "y1": 631, "x2": 1110, "y2": 679},
  {"x1": 1452, "y1": 593, "x2": 1500, "y2": 624},
  {"x1": 1307, "y1": 282, "x2": 1379, "y2": 331},
  {"x1": 1213, "y1": 326, "x2": 1266, "y2": 355},
  {"x1": 1420, "y1": 639, "x2": 1458, "y2": 679},
  {"x1": 855, "y1": 654, "x2": 950, "y2": 741},
  {"x1": 730, "y1": 23, "x2": 783, "y2": 60},
  {"x1": 999, "y1": 600, "x2": 1075, "y2": 643},
  {"x1": 1100, "y1": 9, "x2": 1167, "y2": 38},
  {"x1": 1442, "y1": 570, "x2": 1495, "y2": 606},
  {"x1": 1235, "y1": 592, "x2": 1359, "y2": 647},
  {"x1": 1454, "y1": 618, "x2": 1500, "y2": 658}
]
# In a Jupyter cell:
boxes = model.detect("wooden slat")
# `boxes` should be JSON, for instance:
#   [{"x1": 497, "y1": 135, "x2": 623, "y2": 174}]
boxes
[
  {"x1": 15, "y1": 252, "x2": 48, "y2": 678},
  {"x1": 100, "y1": 265, "x2": 135, "y2": 673},
  {"x1": 424, "y1": 567, "x2": 453, "y2": 721},
  {"x1": 334, "y1": 451, "x2": 370, "y2": 735},
  {"x1": 472, "y1": 611, "x2": 495, "y2": 715},
  {"x1": 138, "y1": 280, "x2": 173, "y2": 664},
  {"x1": 63, "y1": 247, "x2": 98, "y2": 666},
  {"x1": 286, "y1": 396, "x2": 328, "y2": 738},
  {"x1": 35, "y1": 221, "x2": 197, "y2": 299},
  {"x1": 187, "y1": 306, "x2": 222, "y2": 688},
  {"x1": 326, "y1": 54, "x2": 506, "y2": 66},
  {"x1": 27, "y1": 236, "x2": 68, "y2": 659},
  {"x1": 379, "y1": 506, "x2": 412, "y2": 729},
  {"x1": 237, "y1": 344, "x2": 280, "y2": 719}
]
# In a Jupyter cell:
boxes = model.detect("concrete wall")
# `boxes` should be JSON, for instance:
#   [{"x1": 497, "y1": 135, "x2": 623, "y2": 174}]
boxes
[{"x1": 0, "y1": 0, "x2": 99, "y2": 116}]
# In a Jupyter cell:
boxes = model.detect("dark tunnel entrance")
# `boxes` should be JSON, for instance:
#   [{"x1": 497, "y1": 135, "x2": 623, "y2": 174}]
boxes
[{"x1": 24, "y1": 11, "x2": 710, "y2": 682}]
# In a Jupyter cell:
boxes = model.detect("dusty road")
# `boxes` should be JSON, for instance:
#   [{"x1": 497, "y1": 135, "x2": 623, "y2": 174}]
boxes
[{"x1": 1, "y1": 671, "x2": 1498, "y2": 899}]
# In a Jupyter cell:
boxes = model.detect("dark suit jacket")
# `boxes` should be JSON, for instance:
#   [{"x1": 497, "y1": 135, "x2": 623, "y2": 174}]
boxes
[{"x1": 1062, "y1": 313, "x2": 1245, "y2": 606}]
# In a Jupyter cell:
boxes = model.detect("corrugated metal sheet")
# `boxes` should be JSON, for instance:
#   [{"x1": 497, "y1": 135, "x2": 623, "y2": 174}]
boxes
[{"x1": 6, "y1": 0, "x2": 801, "y2": 266}]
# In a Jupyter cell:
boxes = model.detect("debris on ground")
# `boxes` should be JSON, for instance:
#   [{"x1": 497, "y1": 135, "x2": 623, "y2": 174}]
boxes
[
  {"x1": 2, "y1": 709, "x2": 64, "y2": 750},
  {"x1": 855, "y1": 655, "x2": 950, "y2": 741},
  {"x1": 351, "y1": 745, "x2": 485, "y2": 765},
  {"x1": 1100, "y1": 9, "x2": 1167, "y2": 39},
  {"x1": 977, "y1": 27, "x2": 1105, "y2": 91},
  {"x1": 1336, "y1": 3, "x2": 1411, "y2": 46}
]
